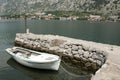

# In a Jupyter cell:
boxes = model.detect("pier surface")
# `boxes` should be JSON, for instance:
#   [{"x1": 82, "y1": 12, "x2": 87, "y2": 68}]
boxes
[{"x1": 15, "y1": 33, "x2": 120, "y2": 80}]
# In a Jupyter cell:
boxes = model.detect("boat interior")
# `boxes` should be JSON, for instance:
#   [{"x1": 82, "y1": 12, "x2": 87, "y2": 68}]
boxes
[{"x1": 11, "y1": 48, "x2": 41, "y2": 58}]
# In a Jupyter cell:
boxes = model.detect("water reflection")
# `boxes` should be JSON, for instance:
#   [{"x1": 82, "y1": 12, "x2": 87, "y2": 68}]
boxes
[{"x1": 7, "y1": 58, "x2": 91, "y2": 80}]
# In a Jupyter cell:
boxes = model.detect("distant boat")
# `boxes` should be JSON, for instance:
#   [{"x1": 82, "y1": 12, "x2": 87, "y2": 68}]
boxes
[{"x1": 6, "y1": 47, "x2": 61, "y2": 71}]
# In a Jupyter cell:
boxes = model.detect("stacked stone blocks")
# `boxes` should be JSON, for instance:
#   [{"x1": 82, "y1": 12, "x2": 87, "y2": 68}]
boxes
[{"x1": 15, "y1": 33, "x2": 106, "y2": 72}]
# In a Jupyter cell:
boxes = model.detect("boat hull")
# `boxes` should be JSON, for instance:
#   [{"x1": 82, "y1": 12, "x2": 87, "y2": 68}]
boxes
[{"x1": 13, "y1": 56, "x2": 61, "y2": 70}]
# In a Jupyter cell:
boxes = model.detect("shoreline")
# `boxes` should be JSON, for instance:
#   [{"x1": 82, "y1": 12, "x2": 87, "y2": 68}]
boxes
[{"x1": 0, "y1": 18, "x2": 120, "y2": 22}]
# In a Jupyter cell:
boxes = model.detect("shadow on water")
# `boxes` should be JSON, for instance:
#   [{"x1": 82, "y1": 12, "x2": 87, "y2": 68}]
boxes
[{"x1": 7, "y1": 58, "x2": 91, "y2": 80}]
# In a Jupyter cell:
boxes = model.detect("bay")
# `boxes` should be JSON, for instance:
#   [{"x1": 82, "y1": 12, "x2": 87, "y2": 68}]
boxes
[{"x1": 0, "y1": 19, "x2": 120, "y2": 80}]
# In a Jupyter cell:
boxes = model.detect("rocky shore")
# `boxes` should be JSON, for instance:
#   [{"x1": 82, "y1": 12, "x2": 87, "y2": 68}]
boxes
[{"x1": 15, "y1": 33, "x2": 120, "y2": 80}]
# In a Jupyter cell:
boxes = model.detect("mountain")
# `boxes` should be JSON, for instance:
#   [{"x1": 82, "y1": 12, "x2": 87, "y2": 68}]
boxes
[
  {"x1": 0, "y1": 0, "x2": 7, "y2": 4},
  {"x1": 0, "y1": 0, "x2": 120, "y2": 16}
]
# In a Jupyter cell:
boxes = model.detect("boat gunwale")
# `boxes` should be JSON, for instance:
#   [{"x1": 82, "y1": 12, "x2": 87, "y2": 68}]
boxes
[{"x1": 6, "y1": 47, "x2": 61, "y2": 64}]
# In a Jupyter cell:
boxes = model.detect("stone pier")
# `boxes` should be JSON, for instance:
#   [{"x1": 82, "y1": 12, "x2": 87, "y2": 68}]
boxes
[{"x1": 15, "y1": 33, "x2": 120, "y2": 80}]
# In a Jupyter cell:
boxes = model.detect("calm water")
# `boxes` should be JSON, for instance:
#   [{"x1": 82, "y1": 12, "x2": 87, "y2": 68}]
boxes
[{"x1": 0, "y1": 20, "x2": 120, "y2": 80}]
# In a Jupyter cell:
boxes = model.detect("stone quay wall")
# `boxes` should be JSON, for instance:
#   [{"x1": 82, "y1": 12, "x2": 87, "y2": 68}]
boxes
[
  {"x1": 14, "y1": 33, "x2": 107, "y2": 72},
  {"x1": 14, "y1": 33, "x2": 120, "y2": 80}
]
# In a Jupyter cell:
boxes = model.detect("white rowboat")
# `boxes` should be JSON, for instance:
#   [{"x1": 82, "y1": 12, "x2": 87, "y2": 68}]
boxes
[{"x1": 6, "y1": 47, "x2": 61, "y2": 70}]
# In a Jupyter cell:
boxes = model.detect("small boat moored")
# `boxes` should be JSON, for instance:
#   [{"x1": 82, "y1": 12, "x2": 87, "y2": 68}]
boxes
[{"x1": 6, "y1": 47, "x2": 61, "y2": 71}]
